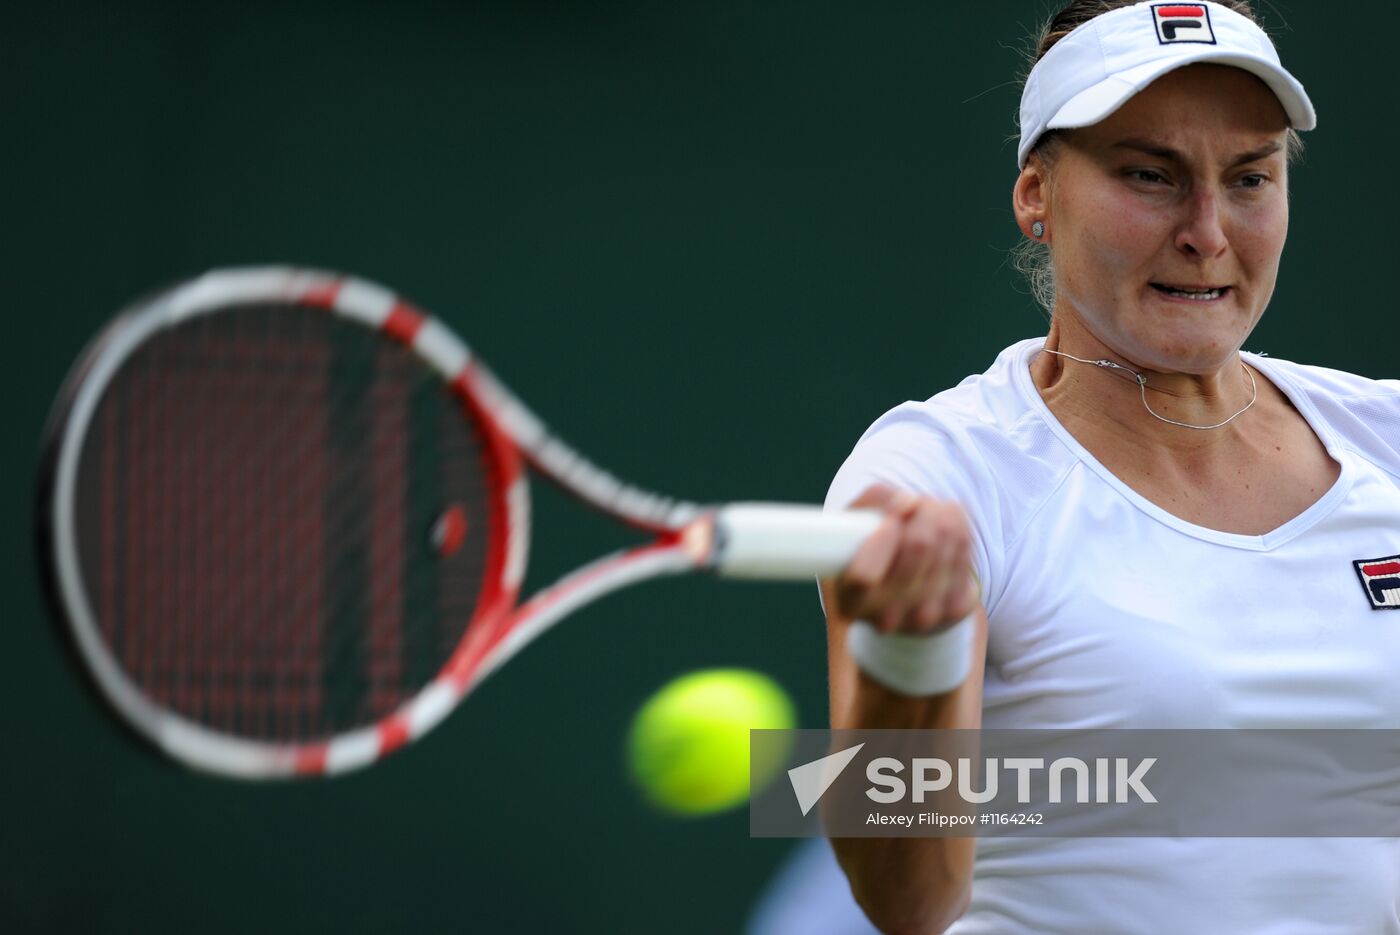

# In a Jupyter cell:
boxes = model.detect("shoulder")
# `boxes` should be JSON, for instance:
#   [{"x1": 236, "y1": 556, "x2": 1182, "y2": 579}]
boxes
[
  {"x1": 1249, "y1": 353, "x2": 1400, "y2": 469},
  {"x1": 826, "y1": 337, "x2": 1079, "y2": 542},
  {"x1": 827, "y1": 340, "x2": 1033, "y2": 507},
  {"x1": 1256, "y1": 354, "x2": 1400, "y2": 403},
  {"x1": 825, "y1": 338, "x2": 1082, "y2": 611}
]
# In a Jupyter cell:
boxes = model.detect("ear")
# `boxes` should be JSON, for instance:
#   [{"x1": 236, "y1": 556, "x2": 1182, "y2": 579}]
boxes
[{"x1": 1013, "y1": 156, "x2": 1051, "y2": 240}]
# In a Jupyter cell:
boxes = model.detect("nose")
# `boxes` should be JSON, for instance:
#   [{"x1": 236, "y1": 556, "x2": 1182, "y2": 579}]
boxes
[{"x1": 1175, "y1": 188, "x2": 1228, "y2": 259}]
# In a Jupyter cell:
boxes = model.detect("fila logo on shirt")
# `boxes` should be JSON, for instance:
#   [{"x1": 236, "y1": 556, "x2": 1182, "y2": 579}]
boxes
[
  {"x1": 1151, "y1": 4, "x2": 1217, "y2": 44},
  {"x1": 1354, "y1": 555, "x2": 1400, "y2": 610}
]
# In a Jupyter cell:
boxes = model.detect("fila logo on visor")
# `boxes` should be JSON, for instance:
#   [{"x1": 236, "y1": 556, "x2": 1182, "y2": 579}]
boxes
[
  {"x1": 1152, "y1": 4, "x2": 1216, "y2": 44},
  {"x1": 1355, "y1": 555, "x2": 1400, "y2": 610}
]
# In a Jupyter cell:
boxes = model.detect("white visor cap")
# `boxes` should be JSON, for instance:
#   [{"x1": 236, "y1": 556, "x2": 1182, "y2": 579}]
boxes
[{"x1": 1017, "y1": 1, "x2": 1315, "y2": 168}]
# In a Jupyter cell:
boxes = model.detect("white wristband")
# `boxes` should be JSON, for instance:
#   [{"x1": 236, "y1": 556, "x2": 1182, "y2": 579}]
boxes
[{"x1": 846, "y1": 615, "x2": 975, "y2": 697}]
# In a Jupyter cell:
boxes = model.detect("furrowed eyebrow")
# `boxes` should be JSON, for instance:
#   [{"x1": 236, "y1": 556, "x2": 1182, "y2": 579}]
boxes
[
  {"x1": 1113, "y1": 139, "x2": 1180, "y2": 161},
  {"x1": 1227, "y1": 141, "x2": 1283, "y2": 167},
  {"x1": 1112, "y1": 138, "x2": 1284, "y2": 167}
]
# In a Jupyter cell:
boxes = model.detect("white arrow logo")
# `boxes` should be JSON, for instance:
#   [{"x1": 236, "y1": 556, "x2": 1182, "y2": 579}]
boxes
[{"x1": 787, "y1": 743, "x2": 865, "y2": 816}]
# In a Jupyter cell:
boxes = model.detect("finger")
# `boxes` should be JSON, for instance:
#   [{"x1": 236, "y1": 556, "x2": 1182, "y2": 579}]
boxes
[
  {"x1": 849, "y1": 483, "x2": 899, "y2": 512},
  {"x1": 943, "y1": 563, "x2": 981, "y2": 622},
  {"x1": 834, "y1": 513, "x2": 901, "y2": 617},
  {"x1": 871, "y1": 501, "x2": 955, "y2": 633},
  {"x1": 914, "y1": 540, "x2": 957, "y2": 630},
  {"x1": 878, "y1": 599, "x2": 917, "y2": 634},
  {"x1": 883, "y1": 503, "x2": 942, "y2": 602},
  {"x1": 851, "y1": 484, "x2": 922, "y2": 522},
  {"x1": 909, "y1": 507, "x2": 972, "y2": 631}
]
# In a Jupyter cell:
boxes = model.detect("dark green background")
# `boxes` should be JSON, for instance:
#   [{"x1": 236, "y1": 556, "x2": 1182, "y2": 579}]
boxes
[{"x1": 4, "y1": 2, "x2": 1388, "y2": 932}]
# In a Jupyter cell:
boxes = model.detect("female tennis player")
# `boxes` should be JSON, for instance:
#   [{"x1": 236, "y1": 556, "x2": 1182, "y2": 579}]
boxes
[{"x1": 823, "y1": 1, "x2": 1400, "y2": 932}]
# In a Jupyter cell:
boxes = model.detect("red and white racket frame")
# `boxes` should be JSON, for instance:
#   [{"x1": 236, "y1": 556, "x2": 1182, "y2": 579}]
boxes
[{"x1": 44, "y1": 267, "x2": 878, "y2": 780}]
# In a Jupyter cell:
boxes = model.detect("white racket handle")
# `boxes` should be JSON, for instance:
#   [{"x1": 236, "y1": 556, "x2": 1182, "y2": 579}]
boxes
[{"x1": 711, "y1": 503, "x2": 883, "y2": 579}]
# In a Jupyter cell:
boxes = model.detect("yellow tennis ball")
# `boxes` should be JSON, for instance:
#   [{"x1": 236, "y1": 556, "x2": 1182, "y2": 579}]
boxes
[{"x1": 627, "y1": 668, "x2": 796, "y2": 816}]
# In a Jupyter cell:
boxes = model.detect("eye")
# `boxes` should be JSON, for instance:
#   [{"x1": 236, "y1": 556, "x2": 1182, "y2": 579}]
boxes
[
  {"x1": 1237, "y1": 173, "x2": 1270, "y2": 190},
  {"x1": 1125, "y1": 168, "x2": 1167, "y2": 184}
]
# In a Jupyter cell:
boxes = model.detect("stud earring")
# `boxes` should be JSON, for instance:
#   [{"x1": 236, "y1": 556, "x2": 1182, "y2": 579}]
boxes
[{"x1": 1031, "y1": 220, "x2": 1045, "y2": 239}]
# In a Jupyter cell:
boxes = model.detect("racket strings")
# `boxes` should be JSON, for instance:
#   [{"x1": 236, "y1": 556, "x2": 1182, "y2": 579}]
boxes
[
  {"x1": 125, "y1": 309, "x2": 335, "y2": 737},
  {"x1": 182, "y1": 311, "x2": 332, "y2": 735},
  {"x1": 76, "y1": 303, "x2": 495, "y2": 742}
]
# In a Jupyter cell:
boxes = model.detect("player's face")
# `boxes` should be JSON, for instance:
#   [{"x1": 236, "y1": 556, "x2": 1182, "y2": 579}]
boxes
[{"x1": 1036, "y1": 64, "x2": 1291, "y2": 375}]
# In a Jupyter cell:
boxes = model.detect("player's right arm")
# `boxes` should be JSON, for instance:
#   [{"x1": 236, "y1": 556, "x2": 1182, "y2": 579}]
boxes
[{"x1": 822, "y1": 483, "x2": 988, "y2": 935}]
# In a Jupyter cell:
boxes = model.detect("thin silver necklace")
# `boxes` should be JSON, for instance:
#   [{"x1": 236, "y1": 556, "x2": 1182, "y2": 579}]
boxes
[{"x1": 1040, "y1": 348, "x2": 1257, "y2": 431}]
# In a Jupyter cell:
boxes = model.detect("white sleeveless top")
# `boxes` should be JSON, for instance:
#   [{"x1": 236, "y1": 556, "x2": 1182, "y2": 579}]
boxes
[{"x1": 826, "y1": 338, "x2": 1400, "y2": 934}]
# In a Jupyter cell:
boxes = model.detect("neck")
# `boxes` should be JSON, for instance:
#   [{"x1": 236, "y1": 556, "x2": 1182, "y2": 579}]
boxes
[{"x1": 1031, "y1": 316, "x2": 1257, "y2": 452}]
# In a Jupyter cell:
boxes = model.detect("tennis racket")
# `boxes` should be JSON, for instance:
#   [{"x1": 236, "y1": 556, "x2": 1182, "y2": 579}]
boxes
[{"x1": 36, "y1": 267, "x2": 879, "y2": 780}]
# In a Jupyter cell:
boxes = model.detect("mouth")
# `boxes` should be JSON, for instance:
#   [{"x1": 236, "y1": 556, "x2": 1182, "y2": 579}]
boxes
[{"x1": 1149, "y1": 282, "x2": 1230, "y2": 302}]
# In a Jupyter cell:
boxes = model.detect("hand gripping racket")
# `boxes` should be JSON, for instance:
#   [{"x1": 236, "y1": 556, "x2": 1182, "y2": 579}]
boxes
[{"x1": 36, "y1": 267, "x2": 879, "y2": 780}]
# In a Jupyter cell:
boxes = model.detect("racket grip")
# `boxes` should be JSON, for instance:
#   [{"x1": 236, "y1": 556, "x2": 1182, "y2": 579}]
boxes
[{"x1": 711, "y1": 503, "x2": 882, "y2": 580}]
